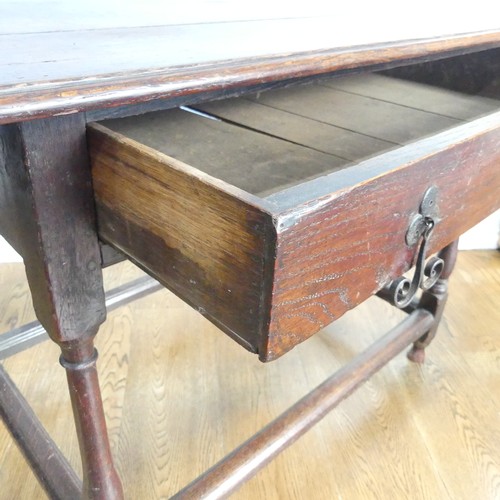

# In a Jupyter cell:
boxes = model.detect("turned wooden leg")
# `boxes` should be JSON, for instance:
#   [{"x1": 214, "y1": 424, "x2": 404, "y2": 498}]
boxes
[
  {"x1": 0, "y1": 115, "x2": 123, "y2": 498},
  {"x1": 60, "y1": 340, "x2": 123, "y2": 499},
  {"x1": 407, "y1": 239, "x2": 459, "y2": 363}
]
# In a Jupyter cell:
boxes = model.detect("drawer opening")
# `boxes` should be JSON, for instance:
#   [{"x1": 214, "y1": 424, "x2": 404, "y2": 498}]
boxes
[
  {"x1": 96, "y1": 72, "x2": 500, "y2": 199},
  {"x1": 383, "y1": 47, "x2": 500, "y2": 100},
  {"x1": 88, "y1": 68, "x2": 500, "y2": 361}
]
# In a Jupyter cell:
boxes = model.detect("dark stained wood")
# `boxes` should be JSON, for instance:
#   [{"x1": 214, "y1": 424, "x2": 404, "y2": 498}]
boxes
[
  {"x1": 2, "y1": 9, "x2": 500, "y2": 498},
  {"x1": 84, "y1": 81, "x2": 302, "y2": 123},
  {"x1": 1, "y1": 21, "x2": 500, "y2": 124},
  {"x1": 101, "y1": 74, "x2": 499, "y2": 197},
  {"x1": 264, "y1": 112, "x2": 500, "y2": 360},
  {"x1": 0, "y1": 364, "x2": 83, "y2": 499},
  {"x1": 0, "y1": 115, "x2": 105, "y2": 344},
  {"x1": 194, "y1": 71, "x2": 499, "y2": 161},
  {"x1": 0, "y1": 115, "x2": 123, "y2": 497},
  {"x1": 60, "y1": 342, "x2": 124, "y2": 500},
  {"x1": 91, "y1": 80, "x2": 500, "y2": 361},
  {"x1": 384, "y1": 47, "x2": 500, "y2": 95},
  {"x1": 99, "y1": 242, "x2": 126, "y2": 268},
  {"x1": 88, "y1": 122, "x2": 276, "y2": 352},
  {"x1": 172, "y1": 309, "x2": 435, "y2": 499},
  {"x1": 1, "y1": 254, "x2": 499, "y2": 498}
]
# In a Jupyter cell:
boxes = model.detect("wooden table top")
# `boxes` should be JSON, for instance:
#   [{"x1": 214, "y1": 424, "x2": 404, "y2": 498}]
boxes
[{"x1": 1, "y1": 1, "x2": 500, "y2": 124}]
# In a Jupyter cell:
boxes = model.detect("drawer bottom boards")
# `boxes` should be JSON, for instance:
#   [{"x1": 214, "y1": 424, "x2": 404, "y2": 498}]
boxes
[{"x1": 88, "y1": 73, "x2": 500, "y2": 361}]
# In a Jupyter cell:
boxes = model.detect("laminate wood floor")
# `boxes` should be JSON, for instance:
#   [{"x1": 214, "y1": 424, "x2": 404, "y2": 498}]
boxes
[{"x1": 0, "y1": 251, "x2": 499, "y2": 499}]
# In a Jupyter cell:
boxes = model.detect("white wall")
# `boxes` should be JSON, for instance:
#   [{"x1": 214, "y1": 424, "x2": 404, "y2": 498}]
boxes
[
  {"x1": 0, "y1": 237, "x2": 22, "y2": 262},
  {"x1": 1, "y1": 210, "x2": 498, "y2": 263},
  {"x1": 457, "y1": 211, "x2": 500, "y2": 250}
]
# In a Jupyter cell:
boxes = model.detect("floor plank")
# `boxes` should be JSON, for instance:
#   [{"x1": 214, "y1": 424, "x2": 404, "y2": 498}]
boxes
[{"x1": 0, "y1": 251, "x2": 499, "y2": 499}]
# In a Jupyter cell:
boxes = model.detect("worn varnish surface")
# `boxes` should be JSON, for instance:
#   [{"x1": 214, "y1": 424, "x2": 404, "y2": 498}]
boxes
[
  {"x1": 92, "y1": 75, "x2": 500, "y2": 360},
  {"x1": 0, "y1": 115, "x2": 106, "y2": 345},
  {"x1": 0, "y1": 114, "x2": 124, "y2": 497},
  {"x1": 0, "y1": 252, "x2": 499, "y2": 498},
  {"x1": 1, "y1": 2, "x2": 500, "y2": 123},
  {"x1": 265, "y1": 114, "x2": 500, "y2": 358}
]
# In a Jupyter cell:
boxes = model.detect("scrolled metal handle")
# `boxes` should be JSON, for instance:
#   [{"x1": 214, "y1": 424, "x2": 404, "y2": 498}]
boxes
[
  {"x1": 388, "y1": 215, "x2": 443, "y2": 309},
  {"x1": 421, "y1": 256, "x2": 444, "y2": 291},
  {"x1": 389, "y1": 276, "x2": 414, "y2": 308}
]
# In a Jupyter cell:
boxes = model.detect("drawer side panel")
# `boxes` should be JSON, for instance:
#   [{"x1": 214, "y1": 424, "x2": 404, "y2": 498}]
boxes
[{"x1": 88, "y1": 124, "x2": 274, "y2": 352}]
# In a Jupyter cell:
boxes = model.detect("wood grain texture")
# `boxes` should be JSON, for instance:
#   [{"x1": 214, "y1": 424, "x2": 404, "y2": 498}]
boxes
[
  {"x1": 194, "y1": 97, "x2": 393, "y2": 161},
  {"x1": 0, "y1": 252, "x2": 498, "y2": 498},
  {"x1": 88, "y1": 123, "x2": 275, "y2": 352},
  {"x1": 90, "y1": 84, "x2": 500, "y2": 361},
  {"x1": 60, "y1": 341, "x2": 124, "y2": 500},
  {"x1": 92, "y1": 82, "x2": 500, "y2": 360},
  {"x1": 264, "y1": 111, "x2": 500, "y2": 359},
  {"x1": 1, "y1": 11, "x2": 499, "y2": 125},
  {"x1": 246, "y1": 83, "x2": 460, "y2": 144},
  {"x1": 99, "y1": 108, "x2": 347, "y2": 196},
  {"x1": 0, "y1": 115, "x2": 106, "y2": 345},
  {"x1": 194, "y1": 72, "x2": 498, "y2": 169},
  {"x1": 173, "y1": 309, "x2": 435, "y2": 499}
]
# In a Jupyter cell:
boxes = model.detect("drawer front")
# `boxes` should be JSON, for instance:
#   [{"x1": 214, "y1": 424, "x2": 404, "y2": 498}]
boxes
[{"x1": 263, "y1": 113, "x2": 500, "y2": 360}]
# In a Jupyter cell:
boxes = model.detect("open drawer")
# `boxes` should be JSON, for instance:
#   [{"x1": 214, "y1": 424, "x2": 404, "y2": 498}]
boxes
[{"x1": 88, "y1": 71, "x2": 500, "y2": 361}]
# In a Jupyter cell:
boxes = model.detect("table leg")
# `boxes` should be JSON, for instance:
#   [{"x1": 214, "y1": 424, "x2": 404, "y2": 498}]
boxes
[
  {"x1": 0, "y1": 364, "x2": 83, "y2": 499},
  {"x1": 60, "y1": 340, "x2": 123, "y2": 499},
  {"x1": 407, "y1": 239, "x2": 459, "y2": 363},
  {"x1": 0, "y1": 115, "x2": 123, "y2": 498}
]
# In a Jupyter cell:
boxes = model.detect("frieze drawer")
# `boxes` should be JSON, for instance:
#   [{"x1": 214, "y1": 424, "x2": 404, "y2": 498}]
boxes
[{"x1": 88, "y1": 73, "x2": 500, "y2": 361}]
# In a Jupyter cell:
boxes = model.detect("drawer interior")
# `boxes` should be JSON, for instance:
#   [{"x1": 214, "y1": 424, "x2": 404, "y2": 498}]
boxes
[{"x1": 98, "y1": 72, "x2": 500, "y2": 198}]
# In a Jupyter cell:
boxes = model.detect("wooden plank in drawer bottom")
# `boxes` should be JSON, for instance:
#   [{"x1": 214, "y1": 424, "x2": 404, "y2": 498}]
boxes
[{"x1": 88, "y1": 76, "x2": 500, "y2": 361}]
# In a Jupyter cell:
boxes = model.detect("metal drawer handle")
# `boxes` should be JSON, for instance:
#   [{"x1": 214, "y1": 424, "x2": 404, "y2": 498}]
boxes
[{"x1": 388, "y1": 187, "x2": 444, "y2": 308}]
